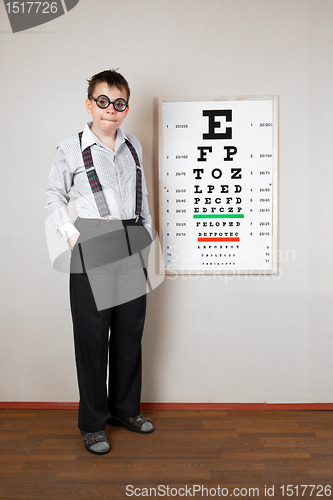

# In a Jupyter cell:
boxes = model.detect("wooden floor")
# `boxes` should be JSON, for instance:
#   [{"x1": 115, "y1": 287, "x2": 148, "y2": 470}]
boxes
[{"x1": 0, "y1": 409, "x2": 332, "y2": 499}]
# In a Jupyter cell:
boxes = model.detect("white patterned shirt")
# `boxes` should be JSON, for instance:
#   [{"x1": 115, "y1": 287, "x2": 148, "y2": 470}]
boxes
[{"x1": 45, "y1": 123, "x2": 152, "y2": 242}]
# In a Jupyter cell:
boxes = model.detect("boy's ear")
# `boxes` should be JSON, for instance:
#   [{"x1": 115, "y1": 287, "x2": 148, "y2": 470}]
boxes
[{"x1": 85, "y1": 98, "x2": 92, "y2": 114}]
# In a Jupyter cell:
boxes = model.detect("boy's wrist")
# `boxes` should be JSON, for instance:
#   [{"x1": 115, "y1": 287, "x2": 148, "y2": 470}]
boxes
[{"x1": 68, "y1": 233, "x2": 80, "y2": 251}]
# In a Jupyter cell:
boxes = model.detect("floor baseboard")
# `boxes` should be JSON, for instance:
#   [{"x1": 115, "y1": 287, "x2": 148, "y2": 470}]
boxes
[{"x1": 0, "y1": 401, "x2": 332, "y2": 410}]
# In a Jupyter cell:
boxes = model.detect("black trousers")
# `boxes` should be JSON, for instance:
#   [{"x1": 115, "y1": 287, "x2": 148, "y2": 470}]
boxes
[{"x1": 69, "y1": 217, "x2": 151, "y2": 432}]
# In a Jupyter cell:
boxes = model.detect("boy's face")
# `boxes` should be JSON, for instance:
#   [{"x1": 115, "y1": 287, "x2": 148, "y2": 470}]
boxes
[{"x1": 85, "y1": 82, "x2": 129, "y2": 137}]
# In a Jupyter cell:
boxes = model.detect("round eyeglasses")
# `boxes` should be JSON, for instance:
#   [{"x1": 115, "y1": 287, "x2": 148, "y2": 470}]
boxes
[{"x1": 91, "y1": 95, "x2": 128, "y2": 112}]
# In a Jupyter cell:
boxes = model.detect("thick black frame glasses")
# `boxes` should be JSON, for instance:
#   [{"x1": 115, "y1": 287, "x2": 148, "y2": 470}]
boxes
[{"x1": 91, "y1": 95, "x2": 128, "y2": 112}]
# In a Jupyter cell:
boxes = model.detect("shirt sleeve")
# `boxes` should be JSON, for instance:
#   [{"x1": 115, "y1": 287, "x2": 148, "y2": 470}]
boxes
[{"x1": 45, "y1": 143, "x2": 79, "y2": 240}]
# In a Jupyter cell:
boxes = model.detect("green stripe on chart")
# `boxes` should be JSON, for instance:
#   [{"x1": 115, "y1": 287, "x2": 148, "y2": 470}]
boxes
[{"x1": 193, "y1": 214, "x2": 244, "y2": 219}]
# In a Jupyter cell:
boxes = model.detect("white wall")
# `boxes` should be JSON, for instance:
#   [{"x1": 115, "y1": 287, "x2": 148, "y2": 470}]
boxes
[{"x1": 1, "y1": 0, "x2": 332, "y2": 403}]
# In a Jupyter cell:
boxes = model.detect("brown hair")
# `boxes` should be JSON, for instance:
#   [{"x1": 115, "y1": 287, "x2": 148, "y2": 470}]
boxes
[{"x1": 87, "y1": 69, "x2": 130, "y2": 102}]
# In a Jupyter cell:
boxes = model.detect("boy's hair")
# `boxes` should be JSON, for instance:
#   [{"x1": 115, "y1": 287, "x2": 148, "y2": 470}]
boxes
[{"x1": 87, "y1": 69, "x2": 130, "y2": 102}]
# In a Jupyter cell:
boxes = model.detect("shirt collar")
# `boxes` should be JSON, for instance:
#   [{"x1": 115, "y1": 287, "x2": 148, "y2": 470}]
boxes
[{"x1": 81, "y1": 122, "x2": 129, "y2": 152}]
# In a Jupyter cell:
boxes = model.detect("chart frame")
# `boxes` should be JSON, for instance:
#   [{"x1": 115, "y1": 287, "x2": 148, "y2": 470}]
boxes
[{"x1": 158, "y1": 95, "x2": 279, "y2": 275}]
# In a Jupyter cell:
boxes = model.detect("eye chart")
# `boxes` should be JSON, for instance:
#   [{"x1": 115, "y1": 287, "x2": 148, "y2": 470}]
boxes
[{"x1": 159, "y1": 96, "x2": 278, "y2": 274}]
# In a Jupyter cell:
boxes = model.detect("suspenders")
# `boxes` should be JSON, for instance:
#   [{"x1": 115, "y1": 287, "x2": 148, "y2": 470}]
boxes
[
  {"x1": 78, "y1": 132, "x2": 142, "y2": 219},
  {"x1": 124, "y1": 139, "x2": 143, "y2": 218}
]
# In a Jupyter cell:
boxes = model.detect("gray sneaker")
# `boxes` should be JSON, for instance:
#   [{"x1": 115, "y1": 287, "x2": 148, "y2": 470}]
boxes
[{"x1": 81, "y1": 430, "x2": 110, "y2": 455}]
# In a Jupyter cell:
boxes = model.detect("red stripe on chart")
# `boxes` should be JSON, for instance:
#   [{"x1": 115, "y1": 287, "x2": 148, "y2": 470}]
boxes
[{"x1": 198, "y1": 237, "x2": 240, "y2": 242}]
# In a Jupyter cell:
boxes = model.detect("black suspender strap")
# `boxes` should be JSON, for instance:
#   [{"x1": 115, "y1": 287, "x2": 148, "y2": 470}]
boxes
[
  {"x1": 78, "y1": 131, "x2": 110, "y2": 218},
  {"x1": 124, "y1": 139, "x2": 142, "y2": 217},
  {"x1": 78, "y1": 132, "x2": 143, "y2": 219}
]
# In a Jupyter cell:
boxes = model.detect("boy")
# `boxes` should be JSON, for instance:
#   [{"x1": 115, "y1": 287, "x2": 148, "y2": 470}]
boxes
[{"x1": 46, "y1": 70, "x2": 154, "y2": 455}]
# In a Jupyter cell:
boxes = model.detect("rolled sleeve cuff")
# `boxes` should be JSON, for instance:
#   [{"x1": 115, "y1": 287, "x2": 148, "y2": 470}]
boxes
[
  {"x1": 59, "y1": 221, "x2": 80, "y2": 242},
  {"x1": 142, "y1": 222, "x2": 153, "y2": 239}
]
